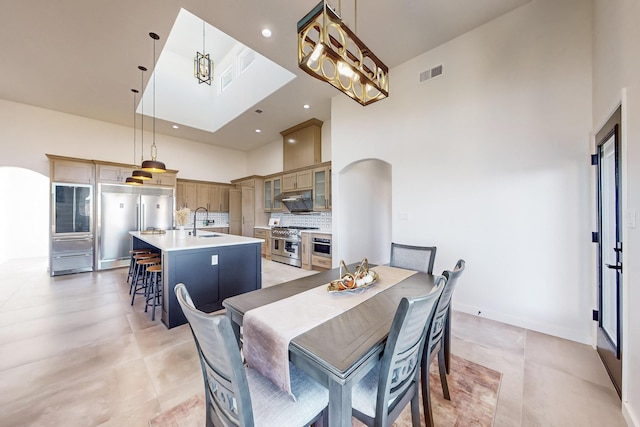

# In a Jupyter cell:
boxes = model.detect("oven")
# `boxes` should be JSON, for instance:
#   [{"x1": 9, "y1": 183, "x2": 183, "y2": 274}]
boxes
[
  {"x1": 271, "y1": 236, "x2": 301, "y2": 267},
  {"x1": 312, "y1": 236, "x2": 331, "y2": 258}
]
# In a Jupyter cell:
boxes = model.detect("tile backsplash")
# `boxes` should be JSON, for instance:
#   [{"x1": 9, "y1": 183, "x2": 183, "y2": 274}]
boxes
[
  {"x1": 270, "y1": 212, "x2": 332, "y2": 231},
  {"x1": 190, "y1": 212, "x2": 229, "y2": 226},
  {"x1": 184, "y1": 211, "x2": 331, "y2": 231}
]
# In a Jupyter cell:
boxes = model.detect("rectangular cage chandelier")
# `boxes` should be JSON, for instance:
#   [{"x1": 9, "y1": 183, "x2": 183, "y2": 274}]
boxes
[{"x1": 297, "y1": 0, "x2": 389, "y2": 106}]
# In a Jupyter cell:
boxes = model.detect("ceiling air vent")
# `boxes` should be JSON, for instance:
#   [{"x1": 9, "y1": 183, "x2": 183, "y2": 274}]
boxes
[{"x1": 419, "y1": 64, "x2": 444, "y2": 83}]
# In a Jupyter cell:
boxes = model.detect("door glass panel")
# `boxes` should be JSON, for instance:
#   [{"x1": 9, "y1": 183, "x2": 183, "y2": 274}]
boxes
[
  {"x1": 54, "y1": 184, "x2": 92, "y2": 233},
  {"x1": 600, "y1": 135, "x2": 617, "y2": 346},
  {"x1": 264, "y1": 181, "x2": 272, "y2": 210},
  {"x1": 273, "y1": 178, "x2": 281, "y2": 209}
]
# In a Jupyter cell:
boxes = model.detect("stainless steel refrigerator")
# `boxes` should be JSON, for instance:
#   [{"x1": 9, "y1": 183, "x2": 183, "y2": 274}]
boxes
[{"x1": 97, "y1": 184, "x2": 173, "y2": 270}]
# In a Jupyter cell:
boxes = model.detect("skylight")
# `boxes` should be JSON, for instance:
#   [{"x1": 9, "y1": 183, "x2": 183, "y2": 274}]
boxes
[{"x1": 138, "y1": 8, "x2": 296, "y2": 134}]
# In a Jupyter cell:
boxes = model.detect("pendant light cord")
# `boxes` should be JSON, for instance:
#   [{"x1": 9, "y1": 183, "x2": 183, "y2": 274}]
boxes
[{"x1": 132, "y1": 90, "x2": 137, "y2": 166}]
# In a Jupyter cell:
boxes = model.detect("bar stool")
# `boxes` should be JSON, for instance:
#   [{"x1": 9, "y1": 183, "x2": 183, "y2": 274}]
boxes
[
  {"x1": 129, "y1": 252, "x2": 158, "y2": 295},
  {"x1": 127, "y1": 249, "x2": 151, "y2": 284},
  {"x1": 145, "y1": 263, "x2": 162, "y2": 321},
  {"x1": 131, "y1": 256, "x2": 160, "y2": 305}
]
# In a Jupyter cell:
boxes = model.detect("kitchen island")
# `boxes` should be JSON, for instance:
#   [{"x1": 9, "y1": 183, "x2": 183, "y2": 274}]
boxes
[{"x1": 130, "y1": 230, "x2": 263, "y2": 328}]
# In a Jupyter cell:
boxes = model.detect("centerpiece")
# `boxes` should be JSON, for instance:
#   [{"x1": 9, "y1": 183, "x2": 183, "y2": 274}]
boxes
[
  {"x1": 328, "y1": 258, "x2": 378, "y2": 293},
  {"x1": 175, "y1": 207, "x2": 191, "y2": 239}
]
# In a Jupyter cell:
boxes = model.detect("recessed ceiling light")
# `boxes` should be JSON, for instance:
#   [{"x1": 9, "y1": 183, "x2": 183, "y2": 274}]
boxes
[
  {"x1": 261, "y1": 28, "x2": 272, "y2": 38},
  {"x1": 172, "y1": 124, "x2": 179, "y2": 129},
  {"x1": 288, "y1": 138, "x2": 296, "y2": 143},
  {"x1": 303, "y1": 104, "x2": 310, "y2": 109},
  {"x1": 255, "y1": 129, "x2": 261, "y2": 133}
]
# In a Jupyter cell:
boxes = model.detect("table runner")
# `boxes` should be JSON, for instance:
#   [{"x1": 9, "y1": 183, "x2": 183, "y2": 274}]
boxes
[{"x1": 242, "y1": 265, "x2": 417, "y2": 398}]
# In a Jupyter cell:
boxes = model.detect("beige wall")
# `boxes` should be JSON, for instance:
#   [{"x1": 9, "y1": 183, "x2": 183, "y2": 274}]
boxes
[{"x1": 0, "y1": 99, "x2": 248, "y2": 182}]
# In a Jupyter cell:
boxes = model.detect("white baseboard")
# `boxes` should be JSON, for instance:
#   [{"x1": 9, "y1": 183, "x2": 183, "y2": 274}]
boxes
[
  {"x1": 623, "y1": 401, "x2": 639, "y2": 427},
  {"x1": 452, "y1": 302, "x2": 591, "y2": 345}
]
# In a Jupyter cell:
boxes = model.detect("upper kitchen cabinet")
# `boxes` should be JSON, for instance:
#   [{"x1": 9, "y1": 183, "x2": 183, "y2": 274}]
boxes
[
  {"x1": 313, "y1": 164, "x2": 331, "y2": 211},
  {"x1": 47, "y1": 155, "x2": 94, "y2": 184},
  {"x1": 282, "y1": 169, "x2": 313, "y2": 192},
  {"x1": 219, "y1": 186, "x2": 230, "y2": 212},
  {"x1": 264, "y1": 176, "x2": 282, "y2": 212},
  {"x1": 97, "y1": 163, "x2": 135, "y2": 184},
  {"x1": 176, "y1": 181, "x2": 196, "y2": 209},
  {"x1": 281, "y1": 119, "x2": 322, "y2": 171},
  {"x1": 148, "y1": 171, "x2": 177, "y2": 187},
  {"x1": 179, "y1": 179, "x2": 231, "y2": 212}
]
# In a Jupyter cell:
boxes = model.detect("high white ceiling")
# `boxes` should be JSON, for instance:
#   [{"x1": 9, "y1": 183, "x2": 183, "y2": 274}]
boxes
[{"x1": 0, "y1": 0, "x2": 530, "y2": 152}]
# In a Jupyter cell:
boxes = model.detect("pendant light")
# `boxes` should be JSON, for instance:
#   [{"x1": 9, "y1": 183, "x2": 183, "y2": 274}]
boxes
[
  {"x1": 131, "y1": 65, "x2": 152, "y2": 181},
  {"x1": 194, "y1": 20, "x2": 213, "y2": 85},
  {"x1": 125, "y1": 88, "x2": 143, "y2": 186},
  {"x1": 141, "y1": 32, "x2": 167, "y2": 173},
  {"x1": 297, "y1": 0, "x2": 389, "y2": 106}
]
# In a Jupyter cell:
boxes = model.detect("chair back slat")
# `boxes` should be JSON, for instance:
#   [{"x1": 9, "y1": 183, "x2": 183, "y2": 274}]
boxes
[
  {"x1": 376, "y1": 276, "x2": 445, "y2": 423},
  {"x1": 427, "y1": 260, "x2": 466, "y2": 355},
  {"x1": 390, "y1": 243, "x2": 437, "y2": 274},
  {"x1": 174, "y1": 283, "x2": 252, "y2": 427}
]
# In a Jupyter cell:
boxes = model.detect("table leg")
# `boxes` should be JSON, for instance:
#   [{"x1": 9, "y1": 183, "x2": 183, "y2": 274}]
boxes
[{"x1": 328, "y1": 379, "x2": 352, "y2": 427}]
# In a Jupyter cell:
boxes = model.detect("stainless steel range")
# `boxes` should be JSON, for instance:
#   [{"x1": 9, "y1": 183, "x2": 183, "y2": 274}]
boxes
[{"x1": 270, "y1": 226, "x2": 318, "y2": 267}]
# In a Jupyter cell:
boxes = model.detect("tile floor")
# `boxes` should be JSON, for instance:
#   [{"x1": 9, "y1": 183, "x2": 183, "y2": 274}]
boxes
[{"x1": 0, "y1": 257, "x2": 627, "y2": 426}]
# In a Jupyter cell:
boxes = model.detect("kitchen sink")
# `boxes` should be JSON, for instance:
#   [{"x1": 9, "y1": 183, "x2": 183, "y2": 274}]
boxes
[{"x1": 198, "y1": 234, "x2": 222, "y2": 238}]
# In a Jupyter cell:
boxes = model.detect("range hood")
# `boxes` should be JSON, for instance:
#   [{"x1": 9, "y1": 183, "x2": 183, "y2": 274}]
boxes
[{"x1": 276, "y1": 190, "x2": 313, "y2": 213}]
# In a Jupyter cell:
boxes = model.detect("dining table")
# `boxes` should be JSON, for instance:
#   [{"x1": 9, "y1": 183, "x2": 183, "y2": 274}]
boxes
[{"x1": 222, "y1": 263, "x2": 436, "y2": 427}]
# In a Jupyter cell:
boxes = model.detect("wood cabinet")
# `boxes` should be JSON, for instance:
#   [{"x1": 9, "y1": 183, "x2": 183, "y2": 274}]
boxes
[
  {"x1": 219, "y1": 186, "x2": 230, "y2": 212},
  {"x1": 301, "y1": 232, "x2": 312, "y2": 270},
  {"x1": 229, "y1": 177, "x2": 268, "y2": 237},
  {"x1": 281, "y1": 118, "x2": 322, "y2": 171},
  {"x1": 202, "y1": 227, "x2": 229, "y2": 234},
  {"x1": 97, "y1": 164, "x2": 135, "y2": 184},
  {"x1": 196, "y1": 183, "x2": 212, "y2": 210},
  {"x1": 253, "y1": 228, "x2": 271, "y2": 259},
  {"x1": 312, "y1": 254, "x2": 332, "y2": 270},
  {"x1": 282, "y1": 169, "x2": 313, "y2": 192},
  {"x1": 177, "y1": 180, "x2": 230, "y2": 212},
  {"x1": 48, "y1": 156, "x2": 94, "y2": 184},
  {"x1": 148, "y1": 172, "x2": 176, "y2": 187},
  {"x1": 176, "y1": 181, "x2": 196, "y2": 209},
  {"x1": 264, "y1": 176, "x2": 282, "y2": 212},
  {"x1": 313, "y1": 166, "x2": 331, "y2": 211}
]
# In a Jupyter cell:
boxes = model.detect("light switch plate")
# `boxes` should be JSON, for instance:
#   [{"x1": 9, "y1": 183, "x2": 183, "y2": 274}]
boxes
[
  {"x1": 211, "y1": 255, "x2": 218, "y2": 265},
  {"x1": 627, "y1": 209, "x2": 637, "y2": 229}
]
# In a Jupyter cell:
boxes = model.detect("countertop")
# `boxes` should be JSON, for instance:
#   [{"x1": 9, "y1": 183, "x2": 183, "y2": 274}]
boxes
[{"x1": 130, "y1": 230, "x2": 263, "y2": 252}]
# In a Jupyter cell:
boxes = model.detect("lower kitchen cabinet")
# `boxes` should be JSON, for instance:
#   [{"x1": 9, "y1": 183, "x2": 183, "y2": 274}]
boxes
[{"x1": 253, "y1": 228, "x2": 271, "y2": 259}]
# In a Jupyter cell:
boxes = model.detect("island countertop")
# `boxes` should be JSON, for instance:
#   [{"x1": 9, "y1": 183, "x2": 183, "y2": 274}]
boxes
[{"x1": 130, "y1": 230, "x2": 263, "y2": 252}]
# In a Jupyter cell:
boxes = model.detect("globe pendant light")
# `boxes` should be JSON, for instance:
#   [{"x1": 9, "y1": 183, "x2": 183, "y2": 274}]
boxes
[
  {"x1": 141, "y1": 32, "x2": 167, "y2": 173},
  {"x1": 131, "y1": 65, "x2": 152, "y2": 181}
]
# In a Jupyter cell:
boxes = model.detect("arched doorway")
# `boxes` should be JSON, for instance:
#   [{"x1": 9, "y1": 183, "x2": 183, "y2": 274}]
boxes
[
  {"x1": 0, "y1": 167, "x2": 49, "y2": 263},
  {"x1": 335, "y1": 159, "x2": 392, "y2": 265}
]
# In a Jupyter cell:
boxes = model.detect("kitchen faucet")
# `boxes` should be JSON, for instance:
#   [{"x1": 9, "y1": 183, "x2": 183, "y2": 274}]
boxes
[{"x1": 193, "y1": 207, "x2": 208, "y2": 236}]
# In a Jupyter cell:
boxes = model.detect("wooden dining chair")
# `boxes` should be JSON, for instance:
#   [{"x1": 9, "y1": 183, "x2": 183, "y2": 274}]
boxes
[
  {"x1": 421, "y1": 259, "x2": 466, "y2": 427},
  {"x1": 174, "y1": 283, "x2": 329, "y2": 427},
  {"x1": 390, "y1": 243, "x2": 437, "y2": 274},
  {"x1": 351, "y1": 276, "x2": 445, "y2": 427}
]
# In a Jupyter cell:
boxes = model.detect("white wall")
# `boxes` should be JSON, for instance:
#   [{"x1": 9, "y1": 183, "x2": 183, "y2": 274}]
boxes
[
  {"x1": 332, "y1": 0, "x2": 593, "y2": 343},
  {"x1": 334, "y1": 159, "x2": 392, "y2": 266},
  {"x1": 593, "y1": 0, "x2": 640, "y2": 424},
  {"x1": 0, "y1": 99, "x2": 247, "y2": 182}
]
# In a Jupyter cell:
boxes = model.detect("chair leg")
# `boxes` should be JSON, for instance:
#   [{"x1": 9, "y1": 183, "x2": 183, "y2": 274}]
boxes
[
  {"x1": 421, "y1": 354, "x2": 435, "y2": 427},
  {"x1": 438, "y1": 344, "x2": 450, "y2": 400},
  {"x1": 410, "y1": 392, "x2": 421, "y2": 427}
]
